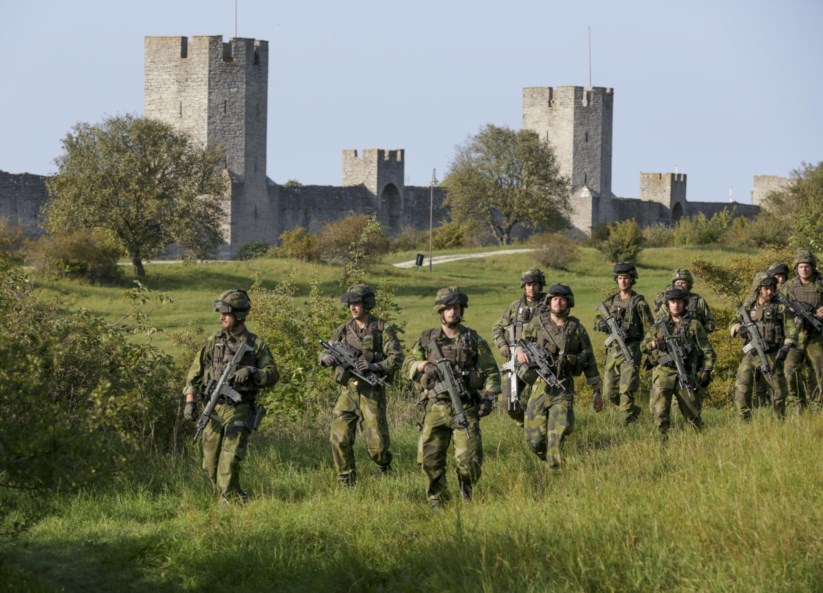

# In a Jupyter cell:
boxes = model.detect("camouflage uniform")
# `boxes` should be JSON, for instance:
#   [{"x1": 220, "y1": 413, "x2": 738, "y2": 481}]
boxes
[
  {"x1": 593, "y1": 264, "x2": 654, "y2": 426},
  {"x1": 491, "y1": 268, "x2": 546, "y2": 424},
  {"x1": 185, "y1": 318, "x2": 279, "y2": 501},
  {"x1": 406, "y1": 288, "x2": 501, "y2": 506},
  {"x1": 518, "y1": 285, "x2": 601, "y2": 468},
  {"x1": 642, "y1": 291, "x2": 716, "y2": 441},
  {"x1": 729, "y1": 278, "x2": 797, "y2": 420},
  {"x1": 323, "y1": 286, "x2": 404, "y2": 486},
  {"x1": 654, "y1": 270, "x2": 716, "y2": 333},
  {"x1": 782, "y1": 252, "x2": 823, "y2": 411}
]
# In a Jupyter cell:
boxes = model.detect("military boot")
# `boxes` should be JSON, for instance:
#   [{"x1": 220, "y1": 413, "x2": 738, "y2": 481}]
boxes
[
  {"x1": 457, "y1": 476, "x2": 472, "y2": 501},
  {"x1": 379, "y1": 463, "x2": 393, "y2": 476},
  {"x1": 339, "y1": 471, "x2": 356, "y2": 488},
  {"x1": 623, "y1": 405, "x2": 641, "y2": 427}
]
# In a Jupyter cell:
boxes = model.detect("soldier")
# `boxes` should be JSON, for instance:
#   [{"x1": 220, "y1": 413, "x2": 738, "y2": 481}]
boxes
[
  {"x1": 319, "y1": 284, "x2": 403, "y2": 486},
  {"x1": 729, "y1": 274, "x2": 796, "y2": 420},
  {"x1": 654, "y1": 269, "x2": 717, "y2": 333},
  {"x1": 593, "y1": 262, "x2": 654, "y2": 426},
  {"x1": 642, "y1": 288, "x2": 715, "y2": 442},
  {"x1": 491, "y1": 267, "x2": 547, "y2": 425},
  {"x1": 782, "y1": 250, "x2": 823, "y2": 412},
  {"x1": 768, "y1": 262, "x2": 789, "y2": 292},
  {"x1": 405, "y1": 287, "x2": 500, "y2": 509},
  {"x1": 515, "y1": 284, "x2": 603, "y2": 468},
  {"x1": 183, "y1": 289, "x2": 279, "y2": 505}
]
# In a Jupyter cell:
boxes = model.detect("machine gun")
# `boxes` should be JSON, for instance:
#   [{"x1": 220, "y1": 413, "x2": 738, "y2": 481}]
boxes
[
  {"x1": 516, "y1": 339, "x2": 567, "y2": 393},
  {"x1": 779, "y1": 295, "x2": 823, "y2": 334},
  {"x1": 429, "y1": 339, "x2": 471, "y2": 438},
  {"x1": 656, "y1": 321, "x2": 701, "y2": 418},
  {"x1": 193, "y1": 340, "x2": 253, "y2": 443},
  {"x1": 499, "y1": 324, "x2": 520, "y2": 412},
  {"x1": 319, "y1": 340, "x2": 388, "y2": 387},
  {"x1": 596, "y1": 301, "x2": 636, "y2": 370},
  {"x1": 737, "y1": 306, "x2": 772, "y2": 377}
]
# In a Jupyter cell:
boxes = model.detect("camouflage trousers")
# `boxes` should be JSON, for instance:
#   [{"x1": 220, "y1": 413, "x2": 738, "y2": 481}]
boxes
[
  {"x1": 734, "y1": 351, "x2": 787, "y2": 420},
  {"x1": 649, "y1": 367, "x2": 703, "y2": 438},
  {"x1": 524, "y1": 388, "x2": 574, "y2": 469},
  {"x1": 330, "y1": 385, "x2": 392, "y2": 483},
  {"x1": 602, "y1": 341, "x2": 642, "y2": 425},
  {"x1": 202, "y1": 401, "x2": 255, "y2": 499},
  {"x1": 417, "y1": 400, "x2": 482, "y2": 503},
  {"x1": 784, "y1": 337, "x2": 823, "y2": 411}
]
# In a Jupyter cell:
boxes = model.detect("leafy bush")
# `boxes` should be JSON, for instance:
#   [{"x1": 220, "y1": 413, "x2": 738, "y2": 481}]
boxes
[
  {"x1": 0, "y1": 270, "x2": 178, "y2": 534},
  {"x1": 673, "y1": 209, "x2": 734, "y2": 246},
  {"x1": 532, "y1": 232, "x2": 580, "y2": 270},
  {"x1": 431, "y1": 222, "x2": 467, "y2": 250},
  {"x1": 389, "y1": 226, "x2": 428, "y2": 253},
  {"x1": 0, "y1": 218, "x2": 25, "y2": 272},
  {"x1": 598, "y1": 219, "x2": 643, "y2": 263},
  {"x1": 722, "y1": 212, "x2": 790, "y2": 248},
  {"x1": 233, "y1": 241, "x2": 272, "y2": 261},
  {"x1": 277, "y1": 226, "x2": 320, "y2": 262},
  {"x1": 25, "y1": 230, "x2": 123, "y2": 284},
  {"x1": 318, "y1": 214, "x2": 389, "y2": 266},
  {"x1": 641, "y1": 223, "x2": 674, "y2": 247}
]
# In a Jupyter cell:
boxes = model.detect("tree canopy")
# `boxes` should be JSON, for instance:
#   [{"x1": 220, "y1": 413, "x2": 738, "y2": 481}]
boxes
[
  {"x1": 442, "y1": 124, "x2": 570, "y2": 245},
  {"x1": 765, "y1": 161, "x2": 823, "y2": 253},
  {"x1": 45, "y1": 115, "x2": 227, "y2": 276}
]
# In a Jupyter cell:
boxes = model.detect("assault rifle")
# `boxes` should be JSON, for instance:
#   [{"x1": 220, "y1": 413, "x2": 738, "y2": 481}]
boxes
[
  {"x1": 596, "y1": 301, "x2": 636, "y2": 370},
  {"x1": 499, "y1": 324, "x2": 520, "y2": 412},
  {"x1": 656, "y1": 321, "x2": 701, "y2": 418},
  {"x1": 193, "y1": 340, "x2": 253, "y2": 443},
  {"x1": 319, "y1": 340, "x2": 388, "y2": 387},
  {"x1": 779, "y1": 295, "x2": 823, "y2": 334},
  {"x1": 429, "y1": 339, "x2": 471, "y2": 438},
  {"x1": 737, "y1": 306, "x2": 772, "y2": 377},
  {"x1": 516, "y1": 339, "x2": 567, "y2": 393}
]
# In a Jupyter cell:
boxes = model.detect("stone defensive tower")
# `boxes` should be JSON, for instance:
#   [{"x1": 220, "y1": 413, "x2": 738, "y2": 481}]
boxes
[
  {"x1": 639, "y1": 172, "x2": 687, "y2": 222},
  {"x1": 342, "y1": 149, "x2": 405, "y2": 234},
  {"x1": 522, "y1": 86, "x2": 615, "y2": 233},
  {"x1": 144, "y1": 35, "x2": 273, "y2": 253}
]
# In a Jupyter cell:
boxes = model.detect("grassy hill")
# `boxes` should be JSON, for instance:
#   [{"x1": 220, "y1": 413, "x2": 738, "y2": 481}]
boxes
[{"x1": 5, "y1": 245, "x2": 821, "y2": 593}]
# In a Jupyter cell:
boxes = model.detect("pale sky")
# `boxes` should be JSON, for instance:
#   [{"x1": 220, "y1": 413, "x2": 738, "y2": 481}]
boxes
[{"x1": 1, "y1": 0, "x2": 821, "y2": 203}]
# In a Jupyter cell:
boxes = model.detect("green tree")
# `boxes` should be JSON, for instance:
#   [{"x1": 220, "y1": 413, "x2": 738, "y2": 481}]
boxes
[
  {"x1": 765, "y1": 161, "x2": 823, "y2": 252},
  {"x1": 45, "y1": 114, "x2": 227, "y2": 277},
  {"x1": 442, "y1": 124, "x2": 570, "y2": 245},
  {"x1": 598, "y1": 219, "x2": 644, "y2": 263}
]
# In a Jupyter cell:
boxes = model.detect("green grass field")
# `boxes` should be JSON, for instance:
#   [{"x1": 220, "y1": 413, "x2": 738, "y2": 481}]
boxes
[{"x1": 4, "y1": 246, "x2": 822, "y2": 593}]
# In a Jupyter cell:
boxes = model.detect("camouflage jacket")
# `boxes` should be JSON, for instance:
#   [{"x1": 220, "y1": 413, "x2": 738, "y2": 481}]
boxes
[
  {"x1": 184, "y1": 329, "x2": 279, "y2": 401},
  {"x1": 729, "y1": 297, "x2": 798, "y2": 352},
  {"x1": 520, "y1": 312, "x2": 601, "y2": 387},
  {"x1": 326, "y1": 315, "x2": 404, "y2": 387},
  {"x1": 593, "y1": 290, "x2": 654, "y2": 344},
  {"x1": 642, "y1": 315, "x2": 716, "y2": 376},
  {"x1": 783, "y1": 276, "x2": 823, "y2": 342},
  {"x1": 654, "y1": 287, "x2": 716, "y2": 333},
  {"x1": 491, "y1": 294, "x2": 545, "y2": 353}
]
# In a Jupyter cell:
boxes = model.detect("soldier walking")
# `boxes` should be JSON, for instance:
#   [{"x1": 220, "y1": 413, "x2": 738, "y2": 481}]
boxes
[
  {"x1": 642, "y1": 288, "x2": 715, "y2": 442},
  {"x1": 319, "y1": 284, "x2": 403, "y2": 486},
  {"x1": 491, "y1": 267, "x2": 547, "y2": 426},
  {"x1": 405, "y1": 287, "x2": 500, "y2": 509},
  {"x1": 782, "y1": 251, "x2": 823, "y2": 412},
  {"x1": 655, "y1": 269, "x2": 717, "y2": 333},
  {"x1": 729, "y1": 274, "x2": 796, "y2": 420},
  {"x1": 515, "y1": 284, "x2": 603, "y2": 469},
  {"x1": 183, "y1": 289, "x2": 279, "y2": 505},
  {"x1": 593, "y1": 262, "x2": 654, "y2": 426}
]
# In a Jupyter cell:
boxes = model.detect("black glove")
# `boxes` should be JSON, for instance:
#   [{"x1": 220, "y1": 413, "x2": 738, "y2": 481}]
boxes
[
  {"x1": 355, "y1": 360, "x2": 380, "y2": 373},
  {"x1": 320, "y1": 353, "x2": 336, "y2": 367},
  {"x1": 233, "y1": 366, "x2": 258, "y2": 384},
  {"x1": 183, "y1": 401, "x2": 198, "y2": 422},
  {"x1": 423, "y1": 363, "x2": 441, "y2": 381},
  {"x1": 737, "y1": 326, "x2": 750, "y2": 341},
  {"x1": 775, "y1": 344, "x2": 791, "y2": 363},
  {"x1": 654, "y1": 336, "x2": 667, "y2": 351},
  {"x1": 476, "y1": 393, "x2": 495, "y2": 417},
  {"x1": 699, "y1": 369, "x2": 712, "y2": 388},
  {"x1": 597, "y1": 320, "x2": 609, "y2": 333}
]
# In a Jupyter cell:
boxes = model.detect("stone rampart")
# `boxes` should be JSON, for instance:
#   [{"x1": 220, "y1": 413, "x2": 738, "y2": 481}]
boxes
[{"x1": 0, "y1": 171, "x2": 49, "y2": 235}]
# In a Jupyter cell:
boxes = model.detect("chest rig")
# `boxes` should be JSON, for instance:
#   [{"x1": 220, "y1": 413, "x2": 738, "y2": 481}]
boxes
[
  {"x1": 749, "y1": 300, "x2": 784, "y2": 349},
  {"x1": 608, "y1": 293, "x2": 645, "y2": 341},
  {"x1": 343, "y1": 318, "x2": 386, "y2": 363},
  {"x1": 789, "y1": 277, "x2": 823, "y2": 308},
  {"x1": 208, "y1": 333, "x2": 257, "y2": 396}
]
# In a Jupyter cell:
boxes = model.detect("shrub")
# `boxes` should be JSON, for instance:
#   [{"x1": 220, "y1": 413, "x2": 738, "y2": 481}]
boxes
[
  {"x1": 278, "y1": 226, "x2": 320, "y2": 262},
  {"x1": 0, "y1": 218, "x2": 25, "y2": 272},
  {"x1": 721, "y1": 212, "x2": 790, "y2": 248},
  {"x1": 598, "y1": 219, "x2": 643, "y2": 263},
  {"x1": 233, "y1": 241, "x2": 272, "y2": 261},
  {"x1": 641, "y1": 223, "x2": 674, "y2": 247},
  {"x1": 389, "y1": 226, "x2": 428, "y2": 253},
  {"x1": 673, "y1": 208, "x2": 734, "y2": 246},
  {"x1": 532, "y1": 232, "x2": 580, "y2": 270},
  {"x1": 318, "y1": 214, "x2": 389, "y2": 265},
  {"x1": 431, "y1": 222, "x2": 467, "y2": 250},
  {"x1": 25, "y1": 229, "x2": 123, "y2": 284}
]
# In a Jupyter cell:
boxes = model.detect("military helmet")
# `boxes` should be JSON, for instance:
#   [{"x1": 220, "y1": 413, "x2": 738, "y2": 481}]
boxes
[
  {"x1": 520, "y1": 267, "x2": 546, "y2": 288},
  {"x1": 213, "y1": 288, "x2": 251, "y2": 321},
  {"x1": 613, "y1": 262, "x2": 638, "y2": 282},
  {"x1": 341, "y1": 283, "x2": 376, "y2": 309},
  {"x1": 671, "y1": 268, "x2": 694, "y2": 288},
  {"x1": 750, "y1": 270, "x2": 772, "y2": 293},
  {"x1": 793, "y1": 250, "x2": 818, "y2": 270},
  {"x1": 433, "y1": 286, "x2": 469, "y2": 314},
  {"x1": 663, "y1": 287, "x2": 688, "y2": 303},
  {"x1": 767, "y1": 262, "x2": 789, "y2": 277},
  {"x1": 546, "y1": 283, "x2": 575, "y2": 308}
]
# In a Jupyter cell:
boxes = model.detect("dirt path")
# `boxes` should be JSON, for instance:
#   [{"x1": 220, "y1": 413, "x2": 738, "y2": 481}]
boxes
[{"x1": 393, "y1": 248, "x2": 534, "y2": 269}]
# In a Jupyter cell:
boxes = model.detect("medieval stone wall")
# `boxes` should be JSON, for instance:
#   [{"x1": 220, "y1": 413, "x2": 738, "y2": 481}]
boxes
[
  {"x1": 751, "y1": 175, "x2": 791, "y2": 208},
  {"x1": 0, "y1": 171, "x2": 48, "y2": 235}
]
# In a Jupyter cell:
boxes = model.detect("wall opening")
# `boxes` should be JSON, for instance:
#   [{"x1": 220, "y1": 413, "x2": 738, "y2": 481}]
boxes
[
  {"x1": 379, "y1": 183, "x2": 402, "y2": 234},
  {"x1": 671, "y1": 202, "x2": 684, "y2": 223}
]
